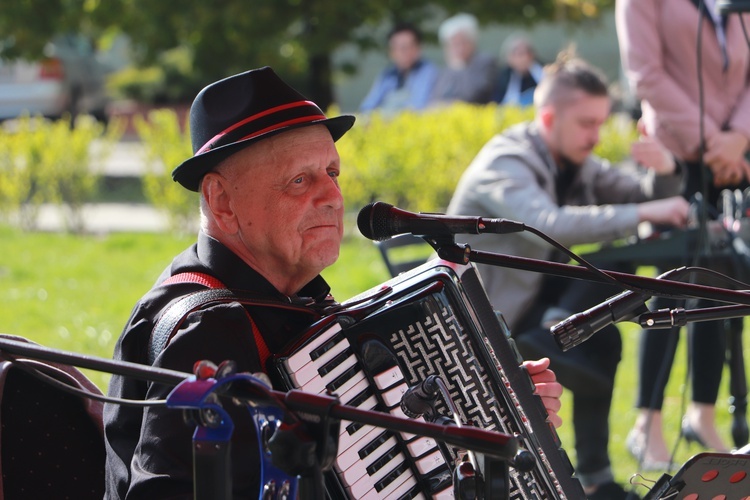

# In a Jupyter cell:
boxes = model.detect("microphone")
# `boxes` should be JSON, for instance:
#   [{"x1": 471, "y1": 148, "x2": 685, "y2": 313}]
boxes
[
  {"x1": 401, "y1": 375, "x2": 441, "y2": 419},
  {"x1": 357, "y1": 202, "x2": 526, "y2": 241},
  {"x1": 550, "y1": 290, "x2": 650, "y2": 351}
]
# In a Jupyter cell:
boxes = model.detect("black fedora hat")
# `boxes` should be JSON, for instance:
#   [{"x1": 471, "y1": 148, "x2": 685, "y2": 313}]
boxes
[{"x1": 172, "y1": 67, "x2": 355, "y2": 191}]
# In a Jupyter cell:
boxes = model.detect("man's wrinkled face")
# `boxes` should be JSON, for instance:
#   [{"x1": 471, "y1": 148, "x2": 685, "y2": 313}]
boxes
[
  {"x1": 549, "y1": 92, "x2": 611, "y2": 166},
  {"x1": 221, "y1": 125, "x2": 344, "y2": 283}
]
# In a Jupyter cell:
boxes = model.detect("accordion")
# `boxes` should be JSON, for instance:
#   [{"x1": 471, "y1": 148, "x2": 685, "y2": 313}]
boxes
[{"x1": 274, "y1": 259, "x2": 585, "y2": 499}]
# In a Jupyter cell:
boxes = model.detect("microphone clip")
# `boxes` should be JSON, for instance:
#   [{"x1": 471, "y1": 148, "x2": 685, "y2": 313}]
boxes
[{"x1": 400, "y1": 375, "x2": 441, "y2": 420}]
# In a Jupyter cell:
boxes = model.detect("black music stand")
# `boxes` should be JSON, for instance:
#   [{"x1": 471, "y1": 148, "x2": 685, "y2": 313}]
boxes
[{"x1": 641, "y1": 451, "x2": 750, "y2": 499}]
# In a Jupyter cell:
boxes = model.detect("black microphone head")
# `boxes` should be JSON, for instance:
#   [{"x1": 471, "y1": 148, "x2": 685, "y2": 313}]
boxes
[
  {"x1": 357, "y1": 201, "x2": 395, "y2": 241},
  {"x1": 511, "y1": 449, "x2": 536, "y2": 472}
]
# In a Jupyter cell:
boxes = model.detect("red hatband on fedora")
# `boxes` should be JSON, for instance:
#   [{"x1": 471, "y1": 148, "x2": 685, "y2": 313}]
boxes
[{"x1": 172, "y1": 66, "x2": 355, "y2": 191}]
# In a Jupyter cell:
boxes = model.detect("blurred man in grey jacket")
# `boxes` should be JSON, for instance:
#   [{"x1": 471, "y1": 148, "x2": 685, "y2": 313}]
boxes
[{"x1": 446, "y1": 52, "x2": 687, "y2": 500}]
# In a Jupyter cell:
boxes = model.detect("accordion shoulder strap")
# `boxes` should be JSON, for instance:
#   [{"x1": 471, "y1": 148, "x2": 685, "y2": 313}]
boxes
[{"x1": 147, "y1": 272, "x2": 305, "y2": 367}]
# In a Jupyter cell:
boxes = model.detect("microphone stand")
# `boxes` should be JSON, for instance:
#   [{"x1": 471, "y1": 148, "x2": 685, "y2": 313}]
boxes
[
  {"x1": 426, "y1": 237, "x2": 750, "y2": 450},
  {"x1": 639, "y1": 303, "x2": 750, "y2": 329},
  {"x1": 638, "y1": 304, "x2": 750, "y2": 448},
  {"x1": 430, "y1": 239, "x2": 750, "y2": 306},
  {"x1": 0, "y1": 335, "x2": 519, "y2": 499}
]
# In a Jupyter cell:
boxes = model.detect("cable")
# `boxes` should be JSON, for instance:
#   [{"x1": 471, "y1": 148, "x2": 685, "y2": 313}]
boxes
[
  {"x1": 740, "y1": 13, "x2": 750, "y2": 46},
  {"x1": 682, "y1": 264, "x2": 750, "y2": 289},
  {"x1": 4, "y1": 354, "x2": 168, "y2": 407},
  {"x1": 664, "y1": 0, "x2": 710, "y2": 463},
  {"x1": 697, "y1": 0, "x2": 710, "y2": 256},
  {"x1": 521, "y1": 224, "x2": 652, "y2": 295}
]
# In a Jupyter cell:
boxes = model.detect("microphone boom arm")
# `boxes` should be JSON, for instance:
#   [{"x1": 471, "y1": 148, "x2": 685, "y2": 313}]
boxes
[{"x1": 435, "y1": 242, "x2": 750, "y2": 307}]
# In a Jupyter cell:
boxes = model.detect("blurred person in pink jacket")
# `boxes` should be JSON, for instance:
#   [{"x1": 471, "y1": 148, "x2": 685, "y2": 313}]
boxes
[{"x1": 617, "y1": 0, "x2": 750, "y2": 470}]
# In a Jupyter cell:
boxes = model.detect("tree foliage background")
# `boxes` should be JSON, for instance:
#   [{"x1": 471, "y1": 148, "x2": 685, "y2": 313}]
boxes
[{"x1": 0, "y1": 0, "x2": 613, "y2": 107}]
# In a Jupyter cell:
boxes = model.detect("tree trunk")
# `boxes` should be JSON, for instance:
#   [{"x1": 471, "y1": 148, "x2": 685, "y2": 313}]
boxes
[{"x1": 308, "y1": 54, "x2": 334, "y2": 111}]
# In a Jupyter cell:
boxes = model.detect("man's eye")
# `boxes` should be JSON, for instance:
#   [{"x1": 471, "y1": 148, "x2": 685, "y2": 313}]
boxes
[
  {"x1": 292, "y1": 176, "x2": 304, "y2": 184},
  {"x1": 328, "y1": 170, "x2": 340, "y2": 178}
]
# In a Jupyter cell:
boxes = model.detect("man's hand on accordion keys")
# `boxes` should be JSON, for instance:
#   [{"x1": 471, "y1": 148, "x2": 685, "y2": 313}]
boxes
[{"x1": 523, "y1": 357, "x2": 563, "y2": 428}]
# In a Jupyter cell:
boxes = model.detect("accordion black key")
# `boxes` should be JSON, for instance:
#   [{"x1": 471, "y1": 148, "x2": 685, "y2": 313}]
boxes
[{"x1": 274, "y1": 260, "x2": 585, "y2": 499}]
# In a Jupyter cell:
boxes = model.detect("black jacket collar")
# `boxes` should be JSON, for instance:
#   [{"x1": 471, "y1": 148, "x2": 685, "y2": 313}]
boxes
[{"x1": 188, "y1": 231, "x2": 332, "y2": 303}]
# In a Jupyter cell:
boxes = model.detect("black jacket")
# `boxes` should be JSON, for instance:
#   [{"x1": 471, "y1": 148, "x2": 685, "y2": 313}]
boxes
[{"x1": 103, "y1": 232, "x2": 331, "y2": 498}]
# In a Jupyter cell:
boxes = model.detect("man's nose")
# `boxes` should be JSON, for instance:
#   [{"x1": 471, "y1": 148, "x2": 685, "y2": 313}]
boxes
[{"x1": 317, "y1": 176, "x2": 343, "y2": 209}]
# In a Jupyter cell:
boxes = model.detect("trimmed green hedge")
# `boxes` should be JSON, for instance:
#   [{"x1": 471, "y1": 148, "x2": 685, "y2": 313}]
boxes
[
  {"x1": 0, "y1": 115, "x2": 122, "y2": 233},
  {"x1": 0, "y1": 104, "x2": 638, "y2": 234},
  {"x1": 133, "y1": 103, "x2": 639, "y2": 228},
  {"x1": 337, "y1": 103, "x2": 638, "y2": 213},
  {"x1": 134, "y1": 109, "x2": 198, "y2": 234}
]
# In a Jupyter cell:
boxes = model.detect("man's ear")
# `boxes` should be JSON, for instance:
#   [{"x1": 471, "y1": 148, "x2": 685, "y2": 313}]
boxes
[
  {"x1": 539, "y1": 105, "x2": 555, "y2": 130},
  {"x1": 201, "y1": 172, "x2": 239, "y2": 234}
]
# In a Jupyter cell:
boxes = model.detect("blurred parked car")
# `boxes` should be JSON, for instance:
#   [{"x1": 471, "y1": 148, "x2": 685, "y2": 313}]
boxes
[{"x1": 0, "y1": 34, "x2": 110, "y2": 122}]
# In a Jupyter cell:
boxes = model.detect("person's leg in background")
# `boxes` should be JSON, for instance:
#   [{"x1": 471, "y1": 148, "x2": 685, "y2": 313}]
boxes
[
  {"x1": 628, "y1": 297, "x2": 681, "y2": 468},
  {"x1": 513, "y1": 276, "x2": 636, "y2": 499},
  {"x1": 683, "y1": 307, "x2": 729, "y2": 452},
  {"x1": 570, "y1": 323, "x2": 622, "y2": 493}
]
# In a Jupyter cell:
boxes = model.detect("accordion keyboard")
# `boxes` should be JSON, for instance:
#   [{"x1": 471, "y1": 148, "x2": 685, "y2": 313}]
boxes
[{"x1": 285, "y1": 321, "x2": 454, "y2": 499}]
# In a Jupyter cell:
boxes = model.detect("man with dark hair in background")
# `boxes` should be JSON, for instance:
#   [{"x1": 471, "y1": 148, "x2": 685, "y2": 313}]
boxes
[{"x1": 359, "y1": 22, "x2": 439, "y2": 113}]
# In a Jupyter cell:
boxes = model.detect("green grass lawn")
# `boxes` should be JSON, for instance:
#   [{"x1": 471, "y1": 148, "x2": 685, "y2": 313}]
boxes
[{"x1": 0, "y1": 223, "x2": 745, "y2": 491}]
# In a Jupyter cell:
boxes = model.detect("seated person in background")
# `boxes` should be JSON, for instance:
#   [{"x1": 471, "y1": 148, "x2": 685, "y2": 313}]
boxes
[
  {"x1": 494, "y1": 33, "x2": 544, "y2": 106},
  {"x1": 446, "y1": 51, "x2": 689, "y2": 500},
  {"x1": 359, "y1": 22, "x2": 439, "y2": 113},
  {"x1": 429, "y1": 12, "x2": 498, "y2": 106},
  {"x1": 103, "y1": 66, "x2": 564, "y2": 498}
]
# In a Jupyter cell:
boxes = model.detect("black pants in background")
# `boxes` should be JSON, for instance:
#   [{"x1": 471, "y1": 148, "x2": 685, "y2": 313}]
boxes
[
  {"x1": 637, "y1": 296, "x2": 732, "y2": 409},
  {"x1": 638, "y1": 160, "x2": 747, "y2": 410}
]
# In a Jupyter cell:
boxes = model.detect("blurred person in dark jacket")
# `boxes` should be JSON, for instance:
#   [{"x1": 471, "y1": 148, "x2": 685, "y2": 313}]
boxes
[{"x1": 494, "y1": 33, "x2": 544, "y2": 107}]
